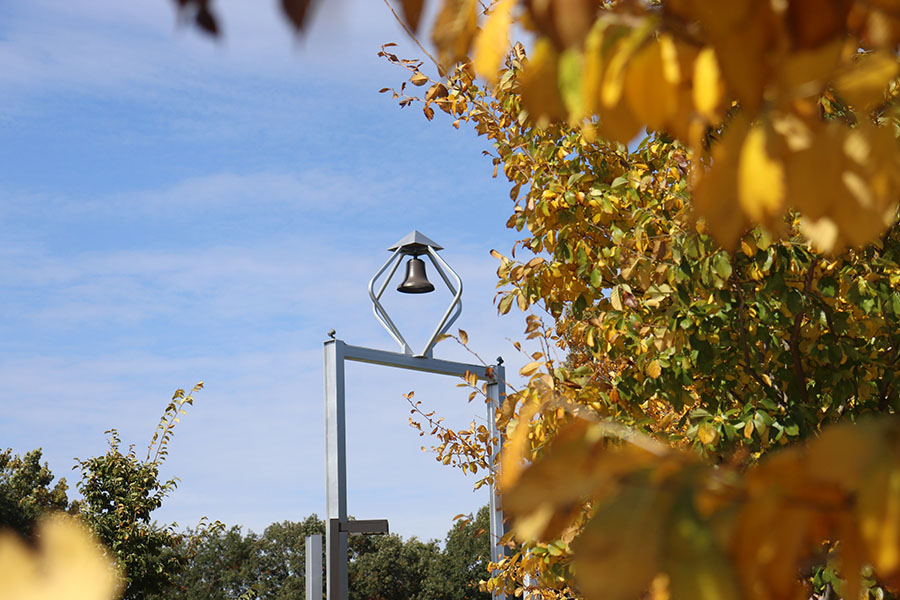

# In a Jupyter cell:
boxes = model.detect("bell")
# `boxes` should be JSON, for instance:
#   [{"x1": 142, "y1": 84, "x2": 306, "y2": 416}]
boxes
[{"x1": 397, "y1": 256, "x2": 435, "y2": 294}]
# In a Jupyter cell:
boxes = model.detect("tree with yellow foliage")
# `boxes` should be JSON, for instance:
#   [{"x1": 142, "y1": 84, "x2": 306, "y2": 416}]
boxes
[
  {"x1": 140, "y1": 1, "x2": 900, "y2": 598},
  {"x1": 373, "y1": 1, "x2": 900, "y2": 599}
]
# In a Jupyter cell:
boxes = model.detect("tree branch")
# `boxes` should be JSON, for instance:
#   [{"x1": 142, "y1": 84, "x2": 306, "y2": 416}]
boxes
[
  {"x1": 381, "y1": 0, "x2": 443, "y2": 75},
  {"x1": 791, "y1": 258, "x2": 819, "y2": 407},
  {"x1": 735, "y1": 282, "x2": 786, "y2": 406}
]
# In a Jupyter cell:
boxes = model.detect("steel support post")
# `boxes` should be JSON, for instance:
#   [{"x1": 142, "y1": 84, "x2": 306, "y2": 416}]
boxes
[
  {"x1": 324, "y1": 339, "x2": 507, "y2": 600},
  {"x1": 486, "y1": 364, "x2": 507, "y2": 600},
  {"x1": 324, "y1": 340, "x2": 348, "y2": 600},
  {"x1": 305, "y1": 534, "x2": 323, "y2": 600}
]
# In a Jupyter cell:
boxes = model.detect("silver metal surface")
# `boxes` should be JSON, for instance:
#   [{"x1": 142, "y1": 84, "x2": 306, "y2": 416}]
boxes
[
  {"x1": 324, "y1": 340, "x2": 348, "y2": 600},
  {"x1": 324, "y1": 336, "x2": 507, "y2": 600},
  {"x1": 368, "y1": 248, "x2": 411, "y2": 354},
  {"x1": 420, "y1": 245, "x2": 462, "y2": 357},
  {"x1": 487, "y1": 364, "x2": 507, "y2": 600},
  {"x1": 305, "y1": 534, "x2": 323, "y2": 600},
  {"x1": 387, "y1": 230, "x2": 443, "y2": 252},
  {"x1": 342, "y1": 343, "x2": 492, "y2": 379}
]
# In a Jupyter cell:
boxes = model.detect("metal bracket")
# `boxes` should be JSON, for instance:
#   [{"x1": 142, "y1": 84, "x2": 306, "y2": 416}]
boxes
[{"x1": 337, "y1": 518, "x2": 389, "y2": 536}]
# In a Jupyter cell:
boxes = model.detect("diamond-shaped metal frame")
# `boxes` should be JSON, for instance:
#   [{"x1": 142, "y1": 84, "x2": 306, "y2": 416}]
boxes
[{"x1": 367, "y1": 231, "x2": 462, "y2": 358}]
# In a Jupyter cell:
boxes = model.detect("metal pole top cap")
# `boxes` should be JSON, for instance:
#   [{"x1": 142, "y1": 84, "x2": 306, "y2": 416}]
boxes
[{"x1": 387, "y1": 230, "x2": 443, "y2": 255}]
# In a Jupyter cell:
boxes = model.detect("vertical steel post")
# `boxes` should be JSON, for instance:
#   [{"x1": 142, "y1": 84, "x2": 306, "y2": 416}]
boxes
[
  {"x1": 305, "y1": 534, "x2": 323, "y2": 600},
  {"x1": 324, "y1": 340, "x2": 348, "y2": 600},
  {"x1": 487, "y1": 363, "x2": 507, "y2": 600}
]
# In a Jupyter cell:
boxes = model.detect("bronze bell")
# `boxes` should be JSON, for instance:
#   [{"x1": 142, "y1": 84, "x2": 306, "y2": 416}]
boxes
[{"x1": 397, "y1": 256, "x2": 435, "y2": 294}]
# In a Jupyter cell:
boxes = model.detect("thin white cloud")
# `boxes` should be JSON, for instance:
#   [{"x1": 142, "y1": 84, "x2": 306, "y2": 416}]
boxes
[{"x1": 0, "y1": 0, "x2": 533, "y2": 542}]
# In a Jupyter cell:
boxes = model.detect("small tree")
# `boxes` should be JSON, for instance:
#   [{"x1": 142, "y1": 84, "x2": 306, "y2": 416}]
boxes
[
  {"x1": 75, "y1": 383, "x2": 211, "y2": 600},
  {"x1": 0, "y1": 447, "x2": 71, "y2": 540},
  {"x1": 423, "y1": 506, "x2": 492, "y2": 600}
]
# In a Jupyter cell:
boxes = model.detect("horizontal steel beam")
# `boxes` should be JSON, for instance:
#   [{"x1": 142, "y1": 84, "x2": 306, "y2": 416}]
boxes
[{"x1": 342, "y1": 343, "x2": 494, "y2": 380}]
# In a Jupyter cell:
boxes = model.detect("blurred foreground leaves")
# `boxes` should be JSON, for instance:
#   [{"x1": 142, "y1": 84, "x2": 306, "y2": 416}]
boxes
[{"x1": 0, "y1": 514, "x2": 121, "y2": 600}]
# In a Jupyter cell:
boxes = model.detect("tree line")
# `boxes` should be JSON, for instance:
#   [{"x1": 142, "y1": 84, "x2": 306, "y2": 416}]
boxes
[{"x1": 0, "y1": 384, "x2": 492, "y2": 599}]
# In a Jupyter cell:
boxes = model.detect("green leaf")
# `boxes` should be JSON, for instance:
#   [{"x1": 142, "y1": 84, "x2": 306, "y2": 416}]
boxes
[
  {"x1": 611, "y1": 176, "x2": 628, "y2": 189},
  {"x1": 712, "y1": 253, "x2": 732, "y2": 281}
]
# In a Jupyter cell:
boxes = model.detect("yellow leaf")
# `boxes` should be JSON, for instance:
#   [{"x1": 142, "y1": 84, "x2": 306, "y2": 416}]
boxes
[
  {"x1": 601, "y1": 26, "x2": 649, "y2": 109},
  {"x1": 573, "y1": 484, "x2": 670, "y2": 600},
  {"x1": 519, "y1": 38, "x2": 566, "y2": 126},
  {"x1": 686, "y1": 0, "x2": 752, "y2": 38},
  {"x1": 500, "y1": 400, "x2": 541, "y2": 490},
  {"x1": 520, "y1": 361, "x2": 542, "y2": 376},
  {"x1": 665, "y1": 495, "x2": 740, "y2": 600},
  {"x1": 693, "y1": 115, "x2": 750, "y2": 249},
  {"x1": 799, "y1": 216, "x2": 840, "y2": 252},
  {"x1": 858, "y1": 460, "x2": 900, "y2": 577},
  {"x1": 410, "y1": 70, "x2": 428, "y2": 86},
  {"x1": 516, "y1": 290, "x2": 529, "y2": 311},
  {"x1": 693, "y1": 46, "x2": 723, "y2": 121},
  {"x1": 432, "y1": 0, "x2": 478, "y2": 68},
  {"x1": 784, "y1": 121, "x2": 844, "y2": 215},
  {"x1": 581, "y1": 20, "x2": 608, "y2": 115},
  {"x1": 658, "y1": 34, "x2": 681, "y2": 86},
  {"x1": 698, "y1": 422, "x2": 719, "y2": 445},
  {"x1": 707, "y1": 2, "x2": 774, "y2": 115},
  {"x1": 646, "y1": 359, "x2": 662, "y2": 379},
  {"x1": 738, "y1": 122, "x2": 785, "y2": 224},
  {"x1": 597, "y1": 93, "x2": 643, "y2": 145},
  {"x1": 0, "y1": 514, "x2": 122, "y2": 600},
  {"x1": 473, "y1": 0, "x2": 515, "y2": 84},
  {"x1": 458, "y1": 328, "x2": 468, "y2": 344},
  {"x1": 834, "y1": 50, "x2": 900, "y2": 112},
  {"x1": 777, "y1": 37, "x2": 843, "y2": 95},
  {"x1": 624, "y1": 38, "x2": 677, "y2": 131}
]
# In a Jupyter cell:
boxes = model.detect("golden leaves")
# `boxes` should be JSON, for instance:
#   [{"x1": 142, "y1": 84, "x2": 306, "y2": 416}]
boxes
[
  {"x1": 693, "y1": 46, "x2": 723, "y2": 121},
  {"x1": 503, "y1": 416, "x2": 900, "y2": 600},
  {"x1": 426, "y1": 0, "x2": 900, "y2": 249},
  {"x1": 432, "y1": 0, "x2": 478, "y2": 68},
  {"x1": 789, "y1": 120, "x2": 900, "y2": 250},
  {"x1": 696, "y1": 422, "x2": 718, "y2": 445},
  {"x1": 737, "y1": 122, "x2": 785, "y2": 225},
  {"x1": 519, "y1": 38, "x2": 567, "y2": 126},
  {"x1": 859, "y1": 460, "x2": 900, "y2": 578},
  {"x1": 693, "y1": 116, "x2": 750, "y2": 249},
  {"x1": 473, "y1": 0, "x2": 515, "y2": 83},
  {"x1": 833, "y1": 50, "x2": 900, "y2": 111},
  {"x1": 573, "y1": 483, "x2": 670, "y2": 600},
  {"x1": 624, "y1": 36, "x2": 679, "y2": 132},
  {"x1": 0, "y1": 514, "x2": 122, "y2": 600},
  {"x1": 527, "y1": 0, "x2": 602, "y2": 50}
]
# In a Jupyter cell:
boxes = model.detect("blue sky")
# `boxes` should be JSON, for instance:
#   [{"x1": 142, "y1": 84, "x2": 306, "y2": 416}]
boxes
[{"x1": 0, "y1": 0, "x2": 532, "y2": 542}]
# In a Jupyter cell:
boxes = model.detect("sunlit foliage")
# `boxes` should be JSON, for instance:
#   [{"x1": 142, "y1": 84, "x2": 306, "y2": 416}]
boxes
[{"x1": 374, "y1": 2, "x2": 900, "y2": 599}]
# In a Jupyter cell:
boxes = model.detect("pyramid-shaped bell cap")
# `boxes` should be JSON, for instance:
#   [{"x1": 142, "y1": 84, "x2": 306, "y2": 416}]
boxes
[{"x1": 387, "y1": 230, "x2": 443, "y2": 255}]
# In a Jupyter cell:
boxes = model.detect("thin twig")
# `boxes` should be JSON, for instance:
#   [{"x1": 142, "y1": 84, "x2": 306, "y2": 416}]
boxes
[{"x1": 381, "y1": 0, "x2": 443, "y2": 75}]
